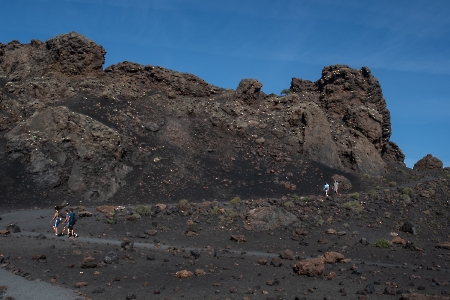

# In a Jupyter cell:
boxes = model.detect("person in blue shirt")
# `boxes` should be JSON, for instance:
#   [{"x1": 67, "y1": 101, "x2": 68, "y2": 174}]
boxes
[
  {"x1": 324, "y1": 183, "x2": 330, "y2": 197},
  {"x1": 62, "y1": 208, "x2": 78, "y2": 237}
]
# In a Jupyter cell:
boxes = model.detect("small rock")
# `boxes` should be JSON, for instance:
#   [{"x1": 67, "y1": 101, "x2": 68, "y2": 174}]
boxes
[
  {"x1": 75, "y1": 282, "x2": 88, "y2": 288},
  {"x1": 230, "y1": 234, "x2": 246, "y2": 243},
  {"x1": 175, "y1": 270, "x2": 193, "y2": 278}
]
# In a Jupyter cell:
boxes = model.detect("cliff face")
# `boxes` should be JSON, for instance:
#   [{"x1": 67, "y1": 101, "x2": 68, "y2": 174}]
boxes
[{"x1": 0, "y1": 32, "x2": 404, "y2": 205}]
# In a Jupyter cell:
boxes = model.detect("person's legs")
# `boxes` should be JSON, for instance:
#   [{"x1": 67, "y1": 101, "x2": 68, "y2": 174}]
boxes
[{"x1": 68, "y1": 224, "x2": 74, "y2": 237}]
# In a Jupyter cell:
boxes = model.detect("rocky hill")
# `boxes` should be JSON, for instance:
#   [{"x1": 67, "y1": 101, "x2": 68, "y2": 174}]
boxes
[{"x1": 0, "y1": 32, "x2": 406, "y2": 207}]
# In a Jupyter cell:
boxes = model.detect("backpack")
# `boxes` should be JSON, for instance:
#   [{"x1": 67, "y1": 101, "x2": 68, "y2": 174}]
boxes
[{"x1": 72, "y1": 213, "x2": 77, "y2": 224}]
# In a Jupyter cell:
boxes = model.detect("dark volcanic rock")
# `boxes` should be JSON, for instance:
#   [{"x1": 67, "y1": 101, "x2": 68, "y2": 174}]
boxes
[
  {"x1": 413, "y1": 154, "x2": 443, "y2": 172},
  {"x1": 0, "y1": 32, "x2": 409, "y2": 207}
]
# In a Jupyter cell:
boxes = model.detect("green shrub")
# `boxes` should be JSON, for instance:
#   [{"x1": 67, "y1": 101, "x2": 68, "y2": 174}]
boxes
[
  {"x1": 368, "y1": 189, "x2": 378, "y2": 198},
  {"x1": 374, "y1": 239, "x2": 391, "y2": 248},
  {"x1": 284, "y1": 201, "x2": 294, "y2": 208},
  {"x1": 302, "y1": 196, "x2": 310, "y2": 202},
  {"x1": 219, "y1": 208, "x2": 239, "y2": 225},
  {"x1": 135, "y1": 205, "x2": 152, "y2": 217},
  {"x1": 105, "y1": 218, "x2": 116, "y2": 225},
  {"x1": 350, "y1": 192, "x2": 360, "y2": 199},
  {"x1": 230, "y1": 196, "x2": 241, "y2": 205},
  {"x1": 292, "y1": 194, "x2": 300, "y2": 201},
  {"x1": 179, "y1": 199, "x2": 188, "y2": 205},
  {"x1": 363, "y1": 173, "x2": 370, "y2": 179},
  {"x1": 389, "y1": 181, "x2": 397, "y2": 187},
  {"x1": 402, "y1": 187, "x2": 414, "y2": 197},
  {"x1": 342, "y1": 200, "x2": 363, "y2": 213},
  {"x1": 211, "y1": 206, "x2": 221, "y2": 215}
]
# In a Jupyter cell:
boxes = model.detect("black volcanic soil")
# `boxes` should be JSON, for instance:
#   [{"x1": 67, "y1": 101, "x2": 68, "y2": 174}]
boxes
[{"x1": 1, "y1": 166, "x2": 450, "y2": 300}]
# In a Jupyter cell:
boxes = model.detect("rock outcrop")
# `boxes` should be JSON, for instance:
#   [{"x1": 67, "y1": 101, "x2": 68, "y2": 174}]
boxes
[
  {"x1": 0, "y1": 32, "x2": 406, "y2": 205},
  {"x1": 413, "y1": 154, "x2": 443, "y2": 172}
]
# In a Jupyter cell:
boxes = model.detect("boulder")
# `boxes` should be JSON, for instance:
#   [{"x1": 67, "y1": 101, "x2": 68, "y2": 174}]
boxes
[
  {"x1": 244, "y1": 206, "x2": 298, "y2": 231},
  {"x1": 293, "y1": 257, "x2": 325, "y2": 277},
  {"x1": 322, "y1": 251, "x2": 344, "y2": 263}
]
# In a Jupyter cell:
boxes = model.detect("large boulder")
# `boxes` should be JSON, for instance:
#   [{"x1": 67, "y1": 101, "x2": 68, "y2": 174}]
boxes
[{"x1": 243, "y1": 206, "x2": 298, "y2": 231}]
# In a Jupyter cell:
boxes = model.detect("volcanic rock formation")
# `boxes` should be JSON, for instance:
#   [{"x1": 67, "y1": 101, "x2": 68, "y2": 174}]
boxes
[{"x1": 0, "y1": 32, "x2": 405, "y2": 205}]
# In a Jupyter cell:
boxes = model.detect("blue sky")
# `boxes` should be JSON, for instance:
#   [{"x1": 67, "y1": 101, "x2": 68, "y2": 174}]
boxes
[{"x1": 1, "y1": 0, "x2": 449, "y2": 168}]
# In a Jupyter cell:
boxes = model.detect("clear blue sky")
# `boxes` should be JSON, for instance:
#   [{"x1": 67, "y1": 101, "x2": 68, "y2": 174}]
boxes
[{"x1": 2, "y1": 0, "x2": 449, "y2": 168}]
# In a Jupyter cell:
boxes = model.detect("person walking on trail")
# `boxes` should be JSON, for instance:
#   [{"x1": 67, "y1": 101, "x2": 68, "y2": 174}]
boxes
[
  {"x1": 324, "y1": 183, "x2": 330, "y2": 197},
  {"x1": 66, "y1": 208, "x2": 78, "y2": 238},
  {"x1": 334, "y1": 180, "x2": 339, "y2": 194},
  {"x1": 50, "y1": 207, "x2": 63, "y2": 236},
  {"x1": 61, "y1": 209, "x2": 70, "y2": 236}
]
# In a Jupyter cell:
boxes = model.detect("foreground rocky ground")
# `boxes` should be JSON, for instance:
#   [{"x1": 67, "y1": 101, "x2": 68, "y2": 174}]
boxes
[{"x1": 1, "y1": 162, "x2": 449, "y2": 300}]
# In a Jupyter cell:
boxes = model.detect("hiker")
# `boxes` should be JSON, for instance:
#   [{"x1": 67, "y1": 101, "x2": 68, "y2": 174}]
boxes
[
  {"x1": 334, "y1": 180, "x2": 339, "y2": 194},
  {"x1": 50, "y1": 207, "x2": 63, "y2": 236},
  {"x1": 324, "y1": 183, "x2": 330, "y2": 197},
  {"x1": 61, "y1": 209, "x2": 70, "y2": 236},
  {"x1": 66, "y1": 208, "x2": 78, "y2": 238}
]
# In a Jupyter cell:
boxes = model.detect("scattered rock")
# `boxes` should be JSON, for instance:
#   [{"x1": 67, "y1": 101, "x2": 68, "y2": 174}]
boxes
[
  {"x1": 279, "y1": 249, "x2": 294, "y2": 260},
  {"x1": 435, "y1": 242, "x2": 450, "y2": 250},
  {"x1": 175, "y1": 270, "x2": 193, "y2": 278},
  {"x1": 32, "y1": 254, "x2": 46, "y2": 261},
  {"x1": 293, "y1": 257, "x2": 325, "y2": 277},
  {"x1": 104, "y1": 251, "x2": 119, "y2": 264},
  {"x1": 391, "y1": 236, "x2": 406, "y2": 246},
  {"x1": 322, "y1": 252, "x2": 344, "y2": 263},
  {"x1": 81, "y1": 256, "x2": 97, "y2": 268},
  {"x1": 230, "y1": 234, "x2": 246, "y2": 243},
  {"x1": 75, "y1": 281, "x2": 88, "y2": 288},
  {"x1": 400, "y1": 221, "x2": 417, "y2": 235},
  {"x1": 6, "y1": 223, "x2": 20, "y2": 233}
]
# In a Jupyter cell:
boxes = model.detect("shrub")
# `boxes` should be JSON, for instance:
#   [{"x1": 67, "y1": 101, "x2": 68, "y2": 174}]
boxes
[
  {"x1": 219, "y1": 208, "x2": 239, "y2": 225},
  {"x1": 389, "y1": 181, "x2": 397, "y2": 187},
  {"x1": 374, "y1": 239, "x2": 391, "y2": 248},
  {"x1": 179, "y1": 199, "x2": 188, "y2": 205},
  {"x1": 363, "y1": 174, "x2": 370, "y2": 179},
  {"x1": 105, "y1": 218, "x2": 116, "y2": 225},
  {"x1": 284, "y1": 201, "x2": 294, "y2": 208},
  {"x1": 368, "y1": 189, "x2": 378, "y2": 198},
  {"x1": 135, "y1": 205, "x2": 152, "y2": 217},
  {"x1": 402, "y1": 187, "x2": 414, "y2": 197},
  {"x1": 292, "y1": 194, "x2": 300, "y2": 201},
  {"x1": 230, "y1": 196, "x2": 241, "y2": 205},
  {"x1": 350, "y1": 192, "x2": 360, "y2": 199},
  {"x1": 342, "y1": 200, "x2": 363, "y2": 213}
]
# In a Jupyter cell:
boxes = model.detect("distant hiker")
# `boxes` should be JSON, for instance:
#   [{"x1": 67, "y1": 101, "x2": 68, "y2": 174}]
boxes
[
  {"x1": 324, "y1": 183, "x2": 330, "y2": 197},
  {"x1": 66, "y1": 208, "x2": 78, "y2": 238},
  {"x1": 61, "y1": 209, "x2": 70, "y2": 236},
  {"x1": 334, "y1": 180, "x2": 339, "y2": 194},
  {"x1": 50, "y1": 207, "x2": 63, "y2": 236}
]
